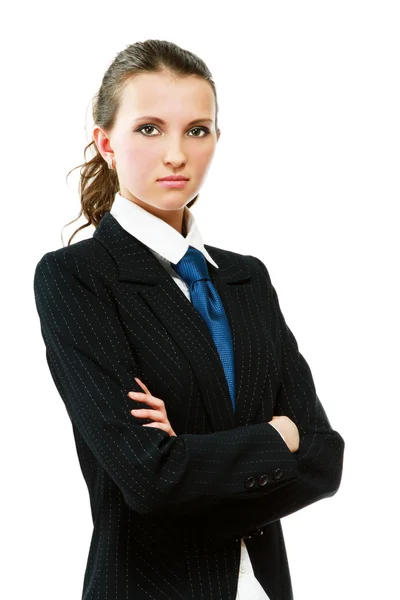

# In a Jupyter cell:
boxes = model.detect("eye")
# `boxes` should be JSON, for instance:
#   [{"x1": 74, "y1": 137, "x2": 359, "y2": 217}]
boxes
[
  {"x1": 136, "y1": 124, "x2": 210, "y2": 138},
  {"x1": 189, "y1": 127, "x2": 210, "y2": 137},
  {"x1": 136, "y1": 125, "x2": 159, "y2": 136}
]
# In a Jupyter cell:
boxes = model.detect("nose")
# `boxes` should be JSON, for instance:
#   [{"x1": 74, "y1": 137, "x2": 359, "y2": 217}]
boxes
[
  {"x1": 164, "y1": 151, "x2": 186, "y2": 167},
  {"x1": 162, "y1": 134, "x2": 188, "y2": 163}
]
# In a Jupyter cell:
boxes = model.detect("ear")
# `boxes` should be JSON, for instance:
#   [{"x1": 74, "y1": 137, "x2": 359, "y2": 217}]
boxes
[
  {"x1": 92, "y1": 125, "x2": 114, "y2": 162},
  {"x1": 216, "y1": 129, "x2": 221, "y2": 142}
]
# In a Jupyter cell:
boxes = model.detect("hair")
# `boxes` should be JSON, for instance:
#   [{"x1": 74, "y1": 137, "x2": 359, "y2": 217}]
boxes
[{"x1": 64, "y1": 39, "x2": 220, "y2": 246}]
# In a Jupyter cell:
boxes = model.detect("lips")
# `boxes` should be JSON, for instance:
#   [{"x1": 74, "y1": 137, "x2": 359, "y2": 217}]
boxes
[{"x1": 157, "y1": 176, "x2": 189, "y2": 181}]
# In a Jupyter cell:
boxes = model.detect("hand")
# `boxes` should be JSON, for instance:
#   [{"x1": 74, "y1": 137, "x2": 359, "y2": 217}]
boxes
[
  {"x1": 268, "y1": 415, "x2": 300, "y2": 453},
  {"x1": 128, "y1": 378, "x2": 177, "y2": 437}
]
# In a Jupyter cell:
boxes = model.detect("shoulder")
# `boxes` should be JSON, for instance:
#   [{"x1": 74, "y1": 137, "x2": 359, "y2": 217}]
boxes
[
  {"x1": 204, "y1": 243, "x2": 273, "y2": 284},
  {"x1": 33, "y1": 236, "x2": 117, "y2": 289}
]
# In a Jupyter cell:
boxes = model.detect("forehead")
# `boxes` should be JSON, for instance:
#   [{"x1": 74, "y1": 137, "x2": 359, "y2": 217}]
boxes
[{"x1": 118, "y1": 71, "x2": 215, "y2": 122}]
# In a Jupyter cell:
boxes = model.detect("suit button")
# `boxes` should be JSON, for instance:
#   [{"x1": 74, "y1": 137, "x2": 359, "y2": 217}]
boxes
[
  {"x1": 273, "y1": 468, "x2": 283, "y2": 480},
  {"x1": 244, "y1": 476, "x2": 256, "y2": 489},
  {"x1": 254, "y1": 528, "x2": 264, "y2": 536},
  {"x1": 258, "y1": 474, "x2": 269, "y2": 486}
]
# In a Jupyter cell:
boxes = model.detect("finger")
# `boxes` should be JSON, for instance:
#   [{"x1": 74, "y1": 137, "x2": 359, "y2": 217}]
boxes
[
  {"x1": 141, "y1": 422, "x2": 176, "y2": 437},
  {"x1": 128, "y1": 391, "x2": 149, "y2": 401},
  {"x1": 128, "y1": 392, "x2": 154, "y2": 404},
  {"x1": 130, "y1": 409, "x2": 165, "y2": 422},
  {"x1": 128, "y1": 391, "x2": 164, "y2": 409},
  {"x1": 135, "y1": 377, "x2": 151, "y2": 395},
  {"x1": 142, "y1": 422, "x2": 170, "y2": 432}
]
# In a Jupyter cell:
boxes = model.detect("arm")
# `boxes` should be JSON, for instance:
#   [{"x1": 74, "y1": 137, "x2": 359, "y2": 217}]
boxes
[
  {"x1": 33, "y1": 250, "x2": 300, "y2": 518},
  {"x1": 191, "y1": 257, "x2": 345, "y2": 541}
]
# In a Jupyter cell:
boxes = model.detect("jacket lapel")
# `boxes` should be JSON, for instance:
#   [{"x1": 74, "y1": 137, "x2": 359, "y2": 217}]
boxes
[{"x1": 93, "y1": 212, "x2": 269, "y2": 432}]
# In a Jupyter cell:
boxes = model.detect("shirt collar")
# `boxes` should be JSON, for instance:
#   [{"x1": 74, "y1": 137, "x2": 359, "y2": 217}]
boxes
[{"x1": 109, "y1": 192, "x2": 219, "y2": 268}]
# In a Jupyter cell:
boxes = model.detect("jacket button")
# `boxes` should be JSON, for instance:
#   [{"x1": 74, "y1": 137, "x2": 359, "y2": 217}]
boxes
[
  {"x1": 273, "y1": 468, "x2": 283, "y2": 480},
  {"x1": 254, "y1": 528, "x2": 264, "y2": 536},
  {"x1": 244, "y1": 476, "x2": 256, "y2": 489},
  {"x1": 258, "y1": 474, "x2": 269, "y2": 486}
]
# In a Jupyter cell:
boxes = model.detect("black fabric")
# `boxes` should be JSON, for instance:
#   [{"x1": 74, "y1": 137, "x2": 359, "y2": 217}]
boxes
[{"x1": 33, "y1": 211, "x2": 345, "y2": 599}]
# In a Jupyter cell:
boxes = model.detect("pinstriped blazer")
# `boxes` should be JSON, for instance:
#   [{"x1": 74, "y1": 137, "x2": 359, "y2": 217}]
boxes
[{"x1": 33, "y1": 211, "x2": 345, "y2": 600}]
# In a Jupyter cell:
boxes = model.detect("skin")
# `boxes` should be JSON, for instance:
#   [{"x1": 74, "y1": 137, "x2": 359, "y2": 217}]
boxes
[{"x1": 92, "y1": 70, "x2": 300, "y2": 452}]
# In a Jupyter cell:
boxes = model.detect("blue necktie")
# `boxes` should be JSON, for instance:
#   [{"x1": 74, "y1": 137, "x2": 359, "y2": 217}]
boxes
[{"x1": 170, "y1": 246, "x2": 236, "y2": 411}]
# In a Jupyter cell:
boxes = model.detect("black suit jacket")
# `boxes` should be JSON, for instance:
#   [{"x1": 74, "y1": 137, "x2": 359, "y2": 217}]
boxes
[{"x1": 33, "y1": 211, "x2": 345, "y2": 600}]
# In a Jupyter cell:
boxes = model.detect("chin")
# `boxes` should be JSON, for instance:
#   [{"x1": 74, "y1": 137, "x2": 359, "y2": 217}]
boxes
[{"x1": 156, "y1": 198, "x2": 189, "y2": 210}]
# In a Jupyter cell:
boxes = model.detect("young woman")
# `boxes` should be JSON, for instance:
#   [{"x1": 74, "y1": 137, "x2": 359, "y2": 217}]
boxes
[{"x1": 33, "y1": 39, "x2": 345, "y2": 600}]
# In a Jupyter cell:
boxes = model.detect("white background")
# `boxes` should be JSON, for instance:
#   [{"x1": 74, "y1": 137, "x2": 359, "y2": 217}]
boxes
[{"x1": 1, "y1": 1, "x2": 399, "y2": 598}]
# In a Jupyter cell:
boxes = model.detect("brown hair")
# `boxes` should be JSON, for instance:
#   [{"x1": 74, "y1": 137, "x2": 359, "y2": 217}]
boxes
[{"x1": 64, "y1": 39, "x2": 220, "y2": 246}]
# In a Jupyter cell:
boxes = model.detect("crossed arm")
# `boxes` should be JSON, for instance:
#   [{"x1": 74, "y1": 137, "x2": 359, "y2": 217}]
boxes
[{"x1": 33, "y1": 250, "x2": 344, "y2": 533}]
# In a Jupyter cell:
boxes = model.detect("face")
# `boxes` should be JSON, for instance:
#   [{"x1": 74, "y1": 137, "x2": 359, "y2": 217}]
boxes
[{"x1": 93, "y1": 70, "x2": 221, "y2": 229}]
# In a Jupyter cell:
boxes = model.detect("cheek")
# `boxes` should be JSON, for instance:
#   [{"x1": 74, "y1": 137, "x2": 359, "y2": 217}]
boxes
[
  {"x1": 121, "y1": 144, "x2": 158, "y2": 182},
  {"x1": 194, "y1": 145, "x2": 216, "y2": 175}
]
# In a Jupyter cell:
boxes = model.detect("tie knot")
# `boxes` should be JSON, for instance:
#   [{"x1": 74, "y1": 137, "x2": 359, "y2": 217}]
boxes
[{"x1": 171, "y1": 246, "x2": 210, "y2": 286}]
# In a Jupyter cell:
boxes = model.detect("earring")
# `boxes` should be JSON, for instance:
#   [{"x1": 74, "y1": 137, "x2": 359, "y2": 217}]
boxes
[{"x1": 108, "y1": 156, "x2": 115, "y2": 170}]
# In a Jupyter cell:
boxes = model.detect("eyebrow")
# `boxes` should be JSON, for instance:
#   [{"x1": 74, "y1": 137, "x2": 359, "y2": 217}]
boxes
[{"x1": 133, "y1": 116, "x2": 214, "y2": 126}]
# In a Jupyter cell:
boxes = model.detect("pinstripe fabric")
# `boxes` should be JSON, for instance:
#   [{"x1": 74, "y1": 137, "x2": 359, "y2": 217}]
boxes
[{"x1": 33, "y1": 206, "x2": 345, "y2": 600}]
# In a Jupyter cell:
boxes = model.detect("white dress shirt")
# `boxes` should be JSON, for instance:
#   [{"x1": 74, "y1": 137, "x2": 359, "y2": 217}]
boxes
[{"x1": 110, "y1": 191, "x2": 271, "y2": 600}]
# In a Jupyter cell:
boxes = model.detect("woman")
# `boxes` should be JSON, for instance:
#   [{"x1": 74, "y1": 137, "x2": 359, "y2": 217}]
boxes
[{"x1": 33, "y1": 39, "x2": 345, "y2": 600}]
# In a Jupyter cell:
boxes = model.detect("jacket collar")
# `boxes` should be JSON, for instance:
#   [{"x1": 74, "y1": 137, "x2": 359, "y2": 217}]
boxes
[{"x1": 94, "y1": 209, "x2": 251, "y2": 285}]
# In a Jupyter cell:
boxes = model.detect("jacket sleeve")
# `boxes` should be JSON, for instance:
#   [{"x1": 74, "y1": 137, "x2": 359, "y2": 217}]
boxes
[
  {"x1": 33, "y1": 250, "x2": 302, "y2": 518},
  {"x1": 192, "y1": 256, "x2": 345, "y2": 541}
]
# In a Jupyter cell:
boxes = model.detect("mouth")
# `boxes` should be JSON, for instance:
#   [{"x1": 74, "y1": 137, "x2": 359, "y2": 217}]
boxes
[
  {"x1": 157, "y1": 176, "x2": 189, "y2": 182},
  {"x1": 156, "y1": 179, "x2": 189, "y2": 188}
]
